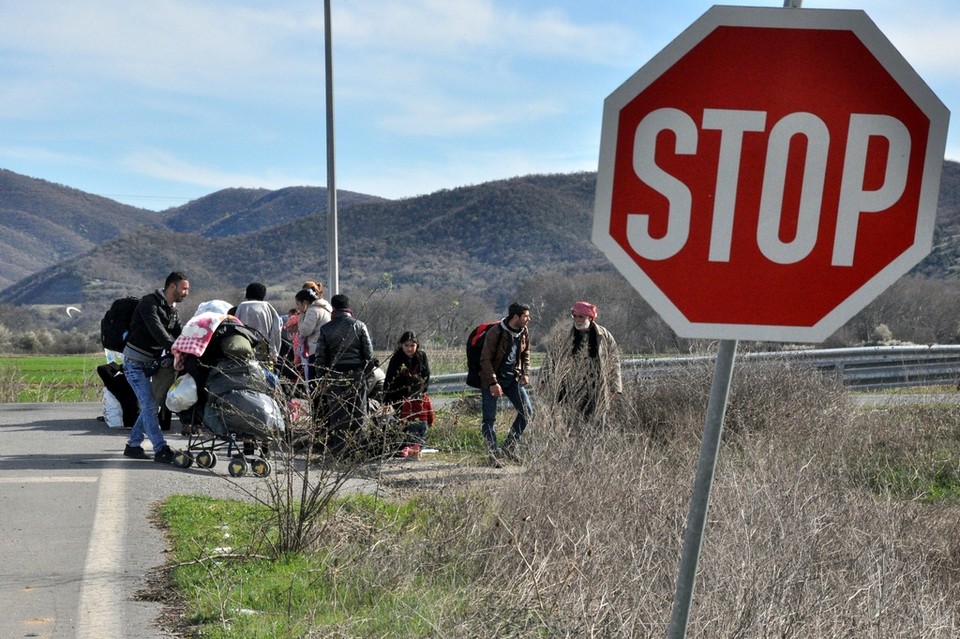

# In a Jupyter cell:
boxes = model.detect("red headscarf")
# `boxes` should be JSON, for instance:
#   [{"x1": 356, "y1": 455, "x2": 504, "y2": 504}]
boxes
[{"x1": 571, "y1": 301, "x2": 597, "y2": 320}]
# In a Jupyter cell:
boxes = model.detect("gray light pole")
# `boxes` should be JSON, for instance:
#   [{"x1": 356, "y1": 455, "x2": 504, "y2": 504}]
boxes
[{"x1": 323, "y1": 0, "x2": 339, "y2": 296}]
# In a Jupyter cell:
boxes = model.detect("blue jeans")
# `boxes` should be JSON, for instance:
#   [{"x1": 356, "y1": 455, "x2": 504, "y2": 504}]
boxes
[
  {"x1": 481, "y1": 378, "x2": 532, "y2": 450},
  {"x1": 125, "y1": 359, "x2": 167, "y2": 451}
]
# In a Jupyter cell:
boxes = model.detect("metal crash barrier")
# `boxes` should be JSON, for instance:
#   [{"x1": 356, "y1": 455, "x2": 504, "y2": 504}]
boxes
[{"x1": 429, "y1": 345, "x2": 960, "y2": 394}]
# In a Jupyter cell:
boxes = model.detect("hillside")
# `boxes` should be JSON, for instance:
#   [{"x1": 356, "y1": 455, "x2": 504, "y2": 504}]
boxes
[
  {"x1": 0, "y1": 173, "x2": 605, "y2": 308},
  {"x1": 1, "y1": 162, "x2": 959, "y2": 312},
  {"x1": 163, "y1": 186, "x2": 388, "y2": 237},
  {"x1": 915, "y1": 159, "x2": 960, "y2": 278},
  {"x1": 0, "y1": 169, "x2": 164, "y2": 289}
]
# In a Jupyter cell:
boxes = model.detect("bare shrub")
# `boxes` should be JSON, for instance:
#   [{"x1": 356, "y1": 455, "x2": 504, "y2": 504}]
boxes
[{"x1": 443, "y1": 358, "x2": 960, "y2": 637}]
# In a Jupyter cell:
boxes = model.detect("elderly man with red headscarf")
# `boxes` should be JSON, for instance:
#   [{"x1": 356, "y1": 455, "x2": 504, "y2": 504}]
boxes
[{"x1": 540, "y1": 301, "x2": 623, "y2": 426}]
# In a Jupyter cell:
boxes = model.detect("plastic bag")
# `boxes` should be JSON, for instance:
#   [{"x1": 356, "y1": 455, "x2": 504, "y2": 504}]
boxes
[
  {"x1": 102, "y1": 388, "x2": 124, "y2": 428},
  {"x1": 203, "y1": 389, "x2": 285, "y2": 438},
  {"x1": 165, "y1": 373, "x2": 198, "y2": 413}
]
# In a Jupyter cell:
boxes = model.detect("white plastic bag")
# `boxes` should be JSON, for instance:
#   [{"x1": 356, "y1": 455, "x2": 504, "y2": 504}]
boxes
[
  {"x1": 102, "y1": 389, "x2": 124, "y2": 428},
  {"x1": 165, "y1": 373, "x2": 198, "y2": 413}
]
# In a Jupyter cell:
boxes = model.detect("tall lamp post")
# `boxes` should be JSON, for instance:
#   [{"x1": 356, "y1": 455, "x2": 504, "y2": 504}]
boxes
[{"x1": 324, "y1": 0, "x2": 339, "y2": 296}]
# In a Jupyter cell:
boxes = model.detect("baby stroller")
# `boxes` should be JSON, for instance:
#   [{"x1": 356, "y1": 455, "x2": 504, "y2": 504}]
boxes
[{"x1": 169, "y1": 313, "x2": 285, "y2": 477}]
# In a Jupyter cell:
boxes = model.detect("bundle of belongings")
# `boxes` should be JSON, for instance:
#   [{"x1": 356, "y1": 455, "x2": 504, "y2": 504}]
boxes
[{"x1": 168, "y1": 310, "x2": 285, "y2": 476}]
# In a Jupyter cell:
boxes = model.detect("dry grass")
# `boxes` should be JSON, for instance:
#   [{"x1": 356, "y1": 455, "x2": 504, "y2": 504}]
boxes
[
  {"x1": 165, "y1": 354, "x2": 960, "y2": 637},
  {"x1": 438, "y1": 356, "x2": 960, "y2": 637}
]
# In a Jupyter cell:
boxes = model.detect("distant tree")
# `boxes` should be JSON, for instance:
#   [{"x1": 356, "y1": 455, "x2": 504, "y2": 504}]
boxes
[
  {"x1": 353, "y1": 283, "x2": 494, "y2": 351},
  {"x1": 514, "y1": 271, "x2": 701, "y2": 354},
  {"x1": 825, "y1": 276, "x2": 960, "y2": 346}
]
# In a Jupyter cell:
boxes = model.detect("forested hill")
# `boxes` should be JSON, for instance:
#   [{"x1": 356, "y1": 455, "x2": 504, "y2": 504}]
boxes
[
  {"x1": 0, "y1": 169, "x2": 163, "y2": 290},
  {"x1": 0, "y1": 172, "x2": 605, "y2": 307},
  {"x1": 1, "y1": 161, "x2": 959, "y2": 307}
]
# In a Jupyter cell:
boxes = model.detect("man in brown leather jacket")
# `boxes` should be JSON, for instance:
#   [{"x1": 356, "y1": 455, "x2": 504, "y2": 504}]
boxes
[{"x1": 479, "y1": 302, "x2": 533, "y2": 466}]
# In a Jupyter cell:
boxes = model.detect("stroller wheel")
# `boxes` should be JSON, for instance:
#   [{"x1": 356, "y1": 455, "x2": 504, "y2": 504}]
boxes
[
  {"x1": 250, "y1": 458, "x2": 271, "y2": 478},
  {"x1": 172, "y1": 450, "x2": 194, "y2": 469},
  {"x1": 228, "y1": 456, "x2": 248, "y2": 477},
  {"x1": 195, "y1": 450, "x2": 217, "y2": 469}
]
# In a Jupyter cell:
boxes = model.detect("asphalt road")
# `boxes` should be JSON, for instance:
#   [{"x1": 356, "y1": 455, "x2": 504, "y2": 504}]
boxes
[{"x1": 0, "y1": 402, "x2": 377, "y2": 639}]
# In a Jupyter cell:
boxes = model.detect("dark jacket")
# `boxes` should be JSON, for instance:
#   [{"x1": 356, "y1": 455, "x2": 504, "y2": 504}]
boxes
[
  {"x1": 317, "y1": 310, "x2": 374, "y2": 372},
  {"x1": 124, "y1": 289, "x2": 182, "y2": 361},
  {"x1": 384, "y1": 349, "x2": 431, "y2": 403},
  {"x1": 478, "y1": 320, "x2": 530, "y2": 389}
]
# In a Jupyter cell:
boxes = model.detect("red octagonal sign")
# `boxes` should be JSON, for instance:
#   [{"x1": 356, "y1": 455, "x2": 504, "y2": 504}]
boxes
[{"x1": 593, "y1": 7, "x2": 949, "y2": 342}]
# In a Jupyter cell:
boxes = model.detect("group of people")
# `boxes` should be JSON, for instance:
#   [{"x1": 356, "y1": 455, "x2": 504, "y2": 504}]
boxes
[
  {"x1": 117, "y1": 271, "x2": 623, "y2": 466},
  {"x1": 118, "y1": 272, "x2": 436, "y2": 462}
]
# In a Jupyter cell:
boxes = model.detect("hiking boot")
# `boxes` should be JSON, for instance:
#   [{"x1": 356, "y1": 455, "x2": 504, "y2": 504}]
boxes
[
  {"x1": 123, "y1": 445, "x2": 150, "y2": 460},
  {"x1": 153, "y1": 446, "x2": 175, "y2": 464},
  {"x1": 488, "y1": 447, "x2": 505, "y2": 468}
]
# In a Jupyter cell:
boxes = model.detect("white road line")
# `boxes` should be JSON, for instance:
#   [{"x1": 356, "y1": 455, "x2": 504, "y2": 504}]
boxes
[
  {"x1": 0, "y1": 477, "x2": 98, "y2": 483},
  {"x1": 76, "y1": 467, "x2": 125, "y2": 639}
]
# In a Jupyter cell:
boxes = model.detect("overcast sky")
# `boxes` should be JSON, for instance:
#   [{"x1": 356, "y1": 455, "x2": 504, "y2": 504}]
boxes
[{"x1": 0, "y1": 0, "x2": 957, "y2": 210}]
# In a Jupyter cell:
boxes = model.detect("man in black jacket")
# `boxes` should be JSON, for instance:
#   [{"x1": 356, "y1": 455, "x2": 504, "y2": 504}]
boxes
[
  {"x1": 121, "y1": 271, "x2": 189, "y2": 463},
  {"x1": 316, "y1": 293, "x2": 374, "y2": 456}
]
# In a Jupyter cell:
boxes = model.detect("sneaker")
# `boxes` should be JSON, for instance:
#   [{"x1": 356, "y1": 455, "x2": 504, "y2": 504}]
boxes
[
  {"x1": 399, "y1": 444, "x2": 422, "y2": 459},
  {"x1": 123, "y1": 445, "x2": 150, "y2": 460},
  {"x1": 153, "y1": 446, "x2": 175, "y2": 464}
]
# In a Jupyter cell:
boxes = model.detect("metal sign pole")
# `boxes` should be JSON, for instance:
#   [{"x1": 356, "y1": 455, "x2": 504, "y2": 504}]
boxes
[
  {"x1": 667, "y1": 6, "x2": 795, "y2": 637},
  {"x1": 666, "y1": 338, "x2": 738, "y2": 639}
]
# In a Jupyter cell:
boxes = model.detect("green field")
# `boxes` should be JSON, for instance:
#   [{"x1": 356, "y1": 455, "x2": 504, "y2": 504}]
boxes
[{"x1": 0, "y1": 354, "x2": 104, "y2": 403}]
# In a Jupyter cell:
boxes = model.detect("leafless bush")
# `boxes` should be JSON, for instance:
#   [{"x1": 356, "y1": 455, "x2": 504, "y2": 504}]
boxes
[{"x1": 438, "y1": 357, "x2": 960, "y2": 637}]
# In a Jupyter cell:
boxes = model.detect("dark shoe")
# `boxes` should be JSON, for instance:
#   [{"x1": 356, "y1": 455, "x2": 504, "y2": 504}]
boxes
[
  {"x1": 488, "y1": 447, "x2": 505, "y2": 468},
  {"x1": 502, "y1": 436, "x2": 522, "y2": 463},
  {"x1": 123, "y1": 445, "x2": 150, "y2": 460},
  {"x1": 153, "y1": 446, "x2": 175, "y2": 464},
  {"x1": 501, "y1": 446, "x2": 521, "y2": 463}
]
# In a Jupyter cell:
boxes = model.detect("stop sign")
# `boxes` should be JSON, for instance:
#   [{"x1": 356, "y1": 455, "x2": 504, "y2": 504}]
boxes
[{"x1": 593, "y1": 6, "x2": 949, "y2": 343}]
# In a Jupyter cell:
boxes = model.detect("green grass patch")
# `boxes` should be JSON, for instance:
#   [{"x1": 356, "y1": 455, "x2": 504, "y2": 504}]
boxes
[
  {"x1": 865, "y1": 453, "x2": 960, "y2": 502},
  {"x1": 429, "y1": 402, "x2": 487, "y2": 454},
  {"x1": 855, "y1": 403, "x2": 960, "y2": 502},
  {"x1": 0, "y1": 354, "x2": 104, "y2": 402},
  {"x1": 159, "y1": 493, "x2": 475, "y2": 638}
]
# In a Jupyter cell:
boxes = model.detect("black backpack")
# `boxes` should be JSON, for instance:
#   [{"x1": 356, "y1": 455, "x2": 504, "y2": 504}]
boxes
[
  {"x1": 100, "y1": 296, "x2": 140, "y2": 352},
  {"x1": 465, "y1": 321, "x2": 500, "y2": 388}
]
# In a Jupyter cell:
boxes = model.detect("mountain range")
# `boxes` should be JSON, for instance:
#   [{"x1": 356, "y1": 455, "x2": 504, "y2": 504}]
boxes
[
  {"x1": 0, "y1": 168, "x2": 605, "y2": 309},
  {"x1": 0, "y1": 161, "x2": 958, "y2": 310}
]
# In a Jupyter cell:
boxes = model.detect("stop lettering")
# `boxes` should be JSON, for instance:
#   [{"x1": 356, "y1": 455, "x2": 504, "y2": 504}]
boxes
[{"x1": 593, "y1": 7, "x2": 949, "y2": 342}]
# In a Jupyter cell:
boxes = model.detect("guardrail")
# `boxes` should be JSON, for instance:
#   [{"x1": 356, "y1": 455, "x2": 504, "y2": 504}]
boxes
[{"x1": 429, "y1": 345, "x2": 960, "y2": 394}]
